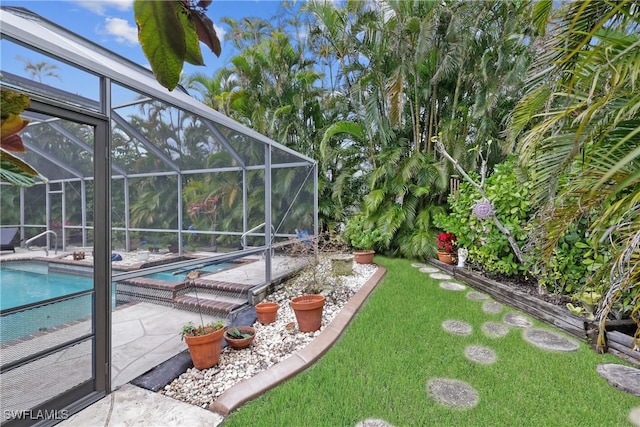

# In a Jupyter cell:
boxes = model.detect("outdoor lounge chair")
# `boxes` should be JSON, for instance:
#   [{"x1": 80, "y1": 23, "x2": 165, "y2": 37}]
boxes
[
  {"x1": 295, "y1": 229, "x2": 312, "y2": 246},
  {"x1": 0, "y1": 227, "x2": 18, "y2": 253}
]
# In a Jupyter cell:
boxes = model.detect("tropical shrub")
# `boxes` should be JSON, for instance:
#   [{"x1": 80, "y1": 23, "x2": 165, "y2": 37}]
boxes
[
  {"x1": 435, "y1": 157, "x2": 613, "y2": 297},
  {"x1": 343, "y1": 214, "x2": 390, "y2": 251},
  {"x1": 434, "y1": 158, "x2": 532, "y2": 276},
  {"x1": 530, "y1": 215, "x2": 611, "y2": 295}
]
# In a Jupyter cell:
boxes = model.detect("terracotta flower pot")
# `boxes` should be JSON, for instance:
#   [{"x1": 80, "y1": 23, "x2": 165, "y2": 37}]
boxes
[
  {"x1": 353, "y1": 250, "x2": 375, "y2": 264},
  {"x1": 290, "y1": 294, "x2": 325, "y2": 332},
  {"x1": 437, "y1": 250, "x2": 455, "y2": 265},
  {"x1": 183, "y1": 326, "x2": 225, "y2": 370},
  {"x1": 224, "y1": 326, "x2": 256, "y2": 350},
  {"x1": 255, "y1": 302, "x2": 280, "y2": 324}
]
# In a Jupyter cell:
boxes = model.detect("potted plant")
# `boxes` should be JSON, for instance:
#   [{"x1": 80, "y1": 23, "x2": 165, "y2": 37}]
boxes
[
  {"x1": 180, "y1": 269, "x2": 226, "y2": 369},
  {"x1": 289, "y1": 264, "x2": 327, "y2": 333},
  {"x1": 290, "y1": 293, "x2": 326, "y2": 332},
  {"x1": 181, "y1": 320, "x2": 225, "y2": 369},
  {"x1": 343, "y1": 214, "x2": 388, "y2": 264},
  {"x1": 436, "y1": 232, "x2": 457, "y2": 264},
  {"x1": 285, "y1": 235, "x2": 337, "y2": 332},
  {"x1": 224, "y1": 326, "x2": 256, "y2": 349},
  {"x1": 255, "y1": 301, "x2": 280, "y2": 324}
]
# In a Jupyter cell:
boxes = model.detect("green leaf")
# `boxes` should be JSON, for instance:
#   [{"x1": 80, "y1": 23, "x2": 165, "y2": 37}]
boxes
[
  {"x1": 0, "y1": 158, "x2": 36, "y2": 186},
  {"x1": 134, "y1": 0, "x2": 185, "y2": 90},
  {"x1": 179, "y1": 7, "x2": 204, "y2": 66},
  {"x1": 406, "y1": 17, "x2": 421, "y2": 34}
]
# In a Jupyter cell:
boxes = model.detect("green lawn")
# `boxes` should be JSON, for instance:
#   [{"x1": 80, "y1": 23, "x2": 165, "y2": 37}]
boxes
[{"x1": 222, "y1": 257, "x2": 638, "y2": 426}]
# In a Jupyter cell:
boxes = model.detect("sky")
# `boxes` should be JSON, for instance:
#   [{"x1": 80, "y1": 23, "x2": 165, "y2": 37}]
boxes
[{"x1": 1, "y1": 0, "x2": 287, "y2": 77}]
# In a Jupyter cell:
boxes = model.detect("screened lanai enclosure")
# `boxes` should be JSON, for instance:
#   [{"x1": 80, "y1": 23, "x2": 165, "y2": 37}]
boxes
[{"x1": 0, "y1": 6, "x2": 317, "y2": 425}]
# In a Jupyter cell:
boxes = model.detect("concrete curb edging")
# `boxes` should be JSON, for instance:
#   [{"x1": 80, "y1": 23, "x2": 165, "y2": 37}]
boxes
[{"x1": 209, "y1": 266, "x2": 387, "y2": 416}]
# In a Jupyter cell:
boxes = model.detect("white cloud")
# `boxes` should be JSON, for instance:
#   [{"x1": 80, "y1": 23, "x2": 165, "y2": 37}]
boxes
[
  {"x1": 72, "y1": 0, "x2": 133, "y2": 16},
  {"x1": 214, "y1": 23, "x2": 226, "y2": 44},
  {"x1": 103, "y1": 17, "x2": 138, "y2": 45}
]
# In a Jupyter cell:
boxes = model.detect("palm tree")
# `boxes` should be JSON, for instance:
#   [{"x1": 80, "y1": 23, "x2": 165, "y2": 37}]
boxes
[
  {"x1": 509, "y1": 0, "x2": 640, "y2": 348},
  {"x1": 220, "y1": 17, "x2": 273, "y2": 51},
  {"x1": 16, "y1": 56, "x2": 62, "y2": 83}
]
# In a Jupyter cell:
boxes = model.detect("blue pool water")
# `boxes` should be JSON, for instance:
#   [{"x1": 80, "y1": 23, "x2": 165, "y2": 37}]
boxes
[
  {"x1": 0, "y1": 266, "x2": 94, "y2": 310},
  {"x1": 143, "y1": 262, "x2": 234, "y2": 282},
  {"x1": 0, "y1": 262, "x2": 105, "y2": 343},
  {"x1": 0, "y1": 261, "x2": 234, "y2": 344}
]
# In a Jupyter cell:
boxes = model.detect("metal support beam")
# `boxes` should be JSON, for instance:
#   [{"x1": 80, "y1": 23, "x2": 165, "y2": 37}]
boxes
[{"x1": 111, "y1": 112, "x2": 180, "y2": 172}]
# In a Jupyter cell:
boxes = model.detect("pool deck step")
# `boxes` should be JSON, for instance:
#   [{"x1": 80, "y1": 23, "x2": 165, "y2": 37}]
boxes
[
  {"x1": 190, "y1": 278, "x2": 254, "y2": 296},
  {"x1": 173, "y1": 294, "x2": 245, "y2": 318},
  {"x1": 116, "y1": 275, "x2": 254, "y2": 317}
]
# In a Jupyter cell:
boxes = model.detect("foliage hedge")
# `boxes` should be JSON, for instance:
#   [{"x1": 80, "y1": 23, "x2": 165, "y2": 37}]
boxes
[{"x1": 433, "y1": 157, "x2": 612, "y2": 298}]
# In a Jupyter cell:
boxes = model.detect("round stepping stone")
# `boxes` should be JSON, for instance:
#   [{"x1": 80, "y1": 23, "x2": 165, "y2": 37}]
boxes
[
  {"x1": 440, "y1": 281, "x2": 466, "y2": 291},
  {"x1": 466, "y1": 292, "x2": 489, "y2": 301},
  {"x1": 597, "y1": 364, "x2": 640, "y2": 397},
  {"x1": 411, "y1": 262, "x2": 427, "y2": 268},
  {"x1": 442, "y1": 320, "x2": 473, "y2": 336},
  {"x1": 419, "y1": 266, "x2": 439, "y2": 273},
  {"x1": 482, "y1": 322, "x2": 510, "y2": 338},
  {"x1": 464, "y1": 345, "x2": 497, "y2": 365},
  {"x1": 629, "y1": 407, "x2": 640, "y2": 426},
  {"x1": 523, "y1": 328, "x2": 580, "y2": 352},
  {"x1": 482, "y1": 301, "x2": 503, "y2": 314},
  {"x1": 427, "y1": 378, "x2": 479, "y2": 409},
  {"x1": 355, "y1": 419, "x2": 395, "y2": 427},
  {"x1": 429, "y1": 272, "x2": 453, "y2": 280},
  {"x1": 503, "y1": 313, "x2": 533, "y2": 328}
]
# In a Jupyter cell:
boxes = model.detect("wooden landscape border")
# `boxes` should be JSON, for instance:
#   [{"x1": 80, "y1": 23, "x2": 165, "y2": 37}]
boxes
[{"x1": 428, "y1": 259, "x2": 639, "y2": 364}]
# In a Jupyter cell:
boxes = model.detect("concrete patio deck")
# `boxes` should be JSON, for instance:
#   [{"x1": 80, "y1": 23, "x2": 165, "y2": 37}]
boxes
[{"x1": 1, "y1": 249, "x2": 305, "y2": 424}]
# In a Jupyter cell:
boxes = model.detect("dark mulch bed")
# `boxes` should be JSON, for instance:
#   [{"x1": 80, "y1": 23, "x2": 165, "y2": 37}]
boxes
[{"x1": 465, "y1": 263, "x2": 573, "y2": 307}]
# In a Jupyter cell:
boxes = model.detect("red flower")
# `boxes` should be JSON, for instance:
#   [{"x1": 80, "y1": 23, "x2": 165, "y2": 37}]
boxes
[{"x1": 437, "y1": 232, "x2": 456, "y2": 253}]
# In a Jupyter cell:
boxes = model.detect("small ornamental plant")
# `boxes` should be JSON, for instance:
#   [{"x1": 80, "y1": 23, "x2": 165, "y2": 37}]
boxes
[
  {"x1": 437, "y1": 232, "x2": 457, "y2": 253},
  {"x1": 179, "y1": 269, "x2": 224, "y2": 339},
  {"x1": 180, "y1": 320, "x2": 224, "y2": 339},
  {"x1": 225, "y1": 327, "x2": 254, "y2": 340}
]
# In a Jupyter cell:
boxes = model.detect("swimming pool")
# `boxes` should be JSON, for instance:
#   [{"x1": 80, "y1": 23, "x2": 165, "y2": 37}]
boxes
[
  {"x1": 0, "y1": 263, "x2": 94, "y2": 310},
  {"x1": 0, "y1": 261, "x2": 116, "y2": 343},
  {"x1": 0, "y1": 259, "x2": 238, "y2": 343}
]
